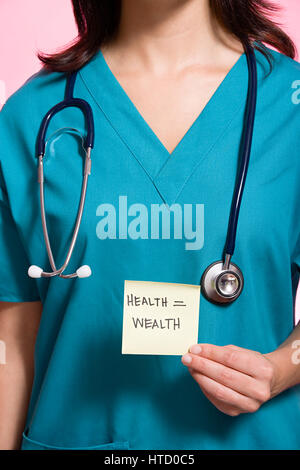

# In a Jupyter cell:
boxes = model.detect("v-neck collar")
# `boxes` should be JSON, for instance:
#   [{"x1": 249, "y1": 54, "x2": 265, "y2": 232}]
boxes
[{"x1": 79, "y1": 48, "x2": 259, "y2": 205}]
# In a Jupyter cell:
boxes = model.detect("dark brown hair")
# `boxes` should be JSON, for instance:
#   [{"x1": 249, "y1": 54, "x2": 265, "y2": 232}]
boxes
[{"x1": 39, "y1": 0, "x2": 295, "y2": 72}]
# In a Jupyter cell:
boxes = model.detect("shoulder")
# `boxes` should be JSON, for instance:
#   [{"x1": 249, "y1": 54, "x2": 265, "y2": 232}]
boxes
[
  {"x1": 257, "y1": 47, "x2": 300, "y2": 99},
  {"x1": 1, "y1": 68, "x2": 67, "y2": 122},
  {"x1": 0, "y1": 69, "x2": 68, "y2": 172},
  {"x1": 0, "y1": 69, "x2": 68, "y2": 163},
  {"x1": 258, "y1": 48, "x2": 300, "y2": 169},
  {"x1": 267, "y1": 47, "x2": 300, "y2": 74},
  {"x1": 269, "y1": 50, "x2": 300, "y2": 107},
  {"x1": 256, "y1": 47, "x2": 300, "y2": 125}
]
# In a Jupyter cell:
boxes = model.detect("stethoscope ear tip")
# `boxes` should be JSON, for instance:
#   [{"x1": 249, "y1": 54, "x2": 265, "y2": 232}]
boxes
[
  {"x1": 76, "y1": 265, "x2": 92, "y2": 278},
  {"x1": 28, "y1": 265, "x2": 43, "y2": 278}
]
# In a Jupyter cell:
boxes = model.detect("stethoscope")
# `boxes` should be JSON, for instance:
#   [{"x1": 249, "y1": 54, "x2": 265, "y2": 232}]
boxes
[{"x1": 28, "y1": 43, "x2": 257, "y2": 305}]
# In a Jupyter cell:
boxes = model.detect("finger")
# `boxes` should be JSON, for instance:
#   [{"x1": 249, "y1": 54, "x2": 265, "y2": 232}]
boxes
[
  {"x1": 225, "y1": 344, "x2": 260, "y2": 355},
  {"x1": 199, "y1": 386, "x2": 242, "y2": 417},
  {"x1": 189, "y1": 370, "x2": 260, "y2": 414},
  {"x1": 188, "y1": 343, "x2": 261, "y2": 377},
  {"x1": 184, "y1": 353, "x2": 262, "y2": 400},
  {"x1": 188, "y1": 367, "x2": 243, "y2": 416}
]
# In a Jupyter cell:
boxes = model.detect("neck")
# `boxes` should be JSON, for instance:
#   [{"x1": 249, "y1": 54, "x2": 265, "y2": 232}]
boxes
[{"x1": 107, "y1": 0, "x2": 243, "y2": 73}]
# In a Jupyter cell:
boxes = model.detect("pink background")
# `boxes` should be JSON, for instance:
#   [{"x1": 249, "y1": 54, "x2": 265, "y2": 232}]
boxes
[{"x1": 0, "y1": 0, "x2": 299, "y2": 320}]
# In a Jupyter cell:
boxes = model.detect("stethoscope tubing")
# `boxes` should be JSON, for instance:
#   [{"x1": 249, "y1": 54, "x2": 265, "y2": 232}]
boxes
[
  {"x1": 30, "y1": 43, "x2": 258, "y2": 298},
  {"x1": 37, "y1": 147, "x2": 91, "y2": 278},
  {"x1": 29, "y1": 71, "x2": 95, "y2": 278},
  {"x1": 224, "y1": 43, "x2": 257, "y2": 257}
]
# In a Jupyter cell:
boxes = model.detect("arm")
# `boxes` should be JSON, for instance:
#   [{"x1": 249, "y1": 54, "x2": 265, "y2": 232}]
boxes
[
  {"x1": 0, "y1": 301, "x2": 42, "y2": 449},
  {"x1": 181, "y1": 322, "x2": 300, "y2": 416},
  {"x1": 265, "y1": 322, "x2": 300, "y2": 396}
]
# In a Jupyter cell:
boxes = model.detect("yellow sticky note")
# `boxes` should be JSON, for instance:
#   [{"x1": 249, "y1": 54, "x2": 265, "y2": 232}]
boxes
[{"x1": 122, "y1": 280, "x2": 200, "y2": 356}]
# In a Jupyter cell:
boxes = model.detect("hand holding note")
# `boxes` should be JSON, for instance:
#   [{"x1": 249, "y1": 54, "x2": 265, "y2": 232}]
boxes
[{"x1": 182, "y1": 343, "x2": 276, "y2": 416}]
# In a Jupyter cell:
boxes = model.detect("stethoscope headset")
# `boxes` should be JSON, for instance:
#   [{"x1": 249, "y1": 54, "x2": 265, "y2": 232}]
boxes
[{"x1": 28, "y1": 42, "x2": 257, "y2": 305}]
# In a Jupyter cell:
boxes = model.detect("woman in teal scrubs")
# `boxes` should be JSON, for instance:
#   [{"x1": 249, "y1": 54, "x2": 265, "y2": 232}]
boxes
[{"x1": 0, "y1": 0, "x2": 300, "y2": 450}]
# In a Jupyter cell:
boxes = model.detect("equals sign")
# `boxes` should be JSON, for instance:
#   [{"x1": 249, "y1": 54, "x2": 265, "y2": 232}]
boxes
[{"x1": 173, "y1": 300, "x2": 187, "y2": 307}]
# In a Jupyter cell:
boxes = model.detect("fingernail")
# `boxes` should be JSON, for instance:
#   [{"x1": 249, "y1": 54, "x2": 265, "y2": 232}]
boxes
[
  {"x1": 189, "y1": 344, "x2": 202, "y2": 355},
  {"x1": 182, "y1": 354, "x2": 192, "y2": 365}
]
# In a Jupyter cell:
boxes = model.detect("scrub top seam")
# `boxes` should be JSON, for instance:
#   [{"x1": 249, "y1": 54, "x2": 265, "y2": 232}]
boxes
[
  {"x1": 182, "y1": 103, "x2": 245, "y2": 191},
  {"x1": 0, "y1": 93, "x2": 42, "y2": 303},
  {"x1": 78, "y1": 58, "x2": 248, "y2": 206},
  {"x1": 24, "y1": 336, "x2": 60, "y2": 433},
  {"x1": 293, "y1": 236, "x2": 300, "y2": 277},
  {"x1": 0, "y1": 291, "x2": 40, "y2": 303},
  {"x1": 159, "y1": 101, "x2": 245, "y2": 205},
  {"x1": 78, "y1": 70, "x2": 158, "y2": 186},
  {"x1": 0, "y1": 192, "x2": 42, "y2": 302}
]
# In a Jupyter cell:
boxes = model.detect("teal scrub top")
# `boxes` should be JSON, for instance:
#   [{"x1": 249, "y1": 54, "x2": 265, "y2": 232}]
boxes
[{"x1": 0, "y1": 47, "x2": 300, "y2": 450}]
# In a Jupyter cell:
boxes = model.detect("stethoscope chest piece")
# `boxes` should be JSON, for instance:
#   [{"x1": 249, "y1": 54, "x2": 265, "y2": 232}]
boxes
[{"x1": 201, "y1": 260, "x2": 244, "y2": 305}]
